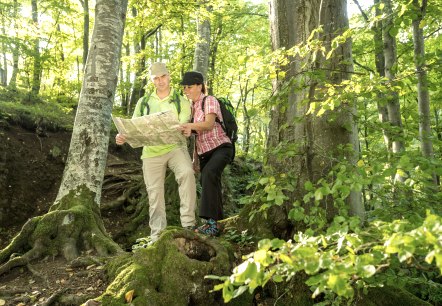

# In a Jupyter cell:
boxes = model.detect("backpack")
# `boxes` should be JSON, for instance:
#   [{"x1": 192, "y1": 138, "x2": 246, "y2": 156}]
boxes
[
  {"x1": 201, "y1": 96, "x2": 238, "y2": 161},
  {"x1": 138, "y1": 90, "x2": 181, "y2": 116}
]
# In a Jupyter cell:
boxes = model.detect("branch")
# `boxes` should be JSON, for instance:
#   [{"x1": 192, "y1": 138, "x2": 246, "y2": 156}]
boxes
[
  {"x1": 353, "y1": 59, "x2": 376, "y2": 74},
  {"x1": 352, "y1": 0, "x2": 369, "y2": 22}
]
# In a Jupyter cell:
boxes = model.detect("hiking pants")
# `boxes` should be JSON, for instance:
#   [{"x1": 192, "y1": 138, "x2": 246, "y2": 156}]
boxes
[
  {"x1": 142, "y1": 147, "x2": 196, "y2": 241},
  {"x1": 198, "y1": 143, "x2": 234, "y2": 221}
]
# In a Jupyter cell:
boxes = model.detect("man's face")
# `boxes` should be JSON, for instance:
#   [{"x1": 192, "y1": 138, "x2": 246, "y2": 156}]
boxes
[{"x1": 151, "y1": 74, "x2": 170, "y2": 91}]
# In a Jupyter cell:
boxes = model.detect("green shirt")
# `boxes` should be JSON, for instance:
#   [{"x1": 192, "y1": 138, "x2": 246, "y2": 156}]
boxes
[{"x1": 132, "y1": 88, "x2": 191, "y2": 159}]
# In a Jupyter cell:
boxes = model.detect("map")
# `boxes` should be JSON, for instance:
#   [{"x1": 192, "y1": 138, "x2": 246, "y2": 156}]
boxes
[{"x1": 112, "y1": 111, "x2": 186, "y2": 148}]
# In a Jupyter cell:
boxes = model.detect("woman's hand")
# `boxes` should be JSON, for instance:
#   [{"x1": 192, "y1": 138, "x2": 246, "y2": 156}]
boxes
[
  {"x1": 115, "y1": 133, "x2": 126, "y2": 145},
  {"x1": 178, "y1": 123, "x2": 192, "y2": 137}
]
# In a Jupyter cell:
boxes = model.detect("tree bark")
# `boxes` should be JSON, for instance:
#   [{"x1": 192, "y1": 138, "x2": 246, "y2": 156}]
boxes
[
  {"x1": 411, "y1": 0, "x2": 437, "y2": 184},
  {"x1": 382, "y1": 0, "x2": 405, "y2": 155},
  {"x1": 55, "y1": 0, "x2": 128, "y2": 206},
  {"x1": 7, "y1": 0, "x2": 19, "y2": 89},
  {"x1": 372, "y1": 0, "x2": 390, "y2": 148},
  {"x1": 0, "y1": 1, "x2": 129, "y2": 273},
  {"x1": 267, "y1": 0, "x2": 363, "y2": 228},
  {"x1": 31, "y1": 0, "x2": 42, "y2": 95},
  {"x1": 79, "y1": 0, "x2": 90, "y2": 69},
  {"x1": 193, "y1": 4, "x2": 212, "y2": 80}
]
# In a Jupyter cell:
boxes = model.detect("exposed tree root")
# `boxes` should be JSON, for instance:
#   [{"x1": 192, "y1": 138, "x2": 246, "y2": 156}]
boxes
[
  {"x1": 40, "y1": 288, "x2": 68, "y2": 306},
  {"x1": 0, "y1": 190, "x2": 123, "y2": 277}
]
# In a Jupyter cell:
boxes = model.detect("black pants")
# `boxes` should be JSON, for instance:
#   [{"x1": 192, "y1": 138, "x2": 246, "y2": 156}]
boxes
[{"x1": 198, "y1": 143, "x2": 233, "y2": 221}]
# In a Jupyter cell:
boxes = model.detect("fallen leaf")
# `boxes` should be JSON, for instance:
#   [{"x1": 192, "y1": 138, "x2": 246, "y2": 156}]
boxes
[
  {"x1": 125, "y1": 289, "x2": 135, "y2": 303},
  {"x1": 0, "y1": 299, "x2": 5, "y2": 306}
]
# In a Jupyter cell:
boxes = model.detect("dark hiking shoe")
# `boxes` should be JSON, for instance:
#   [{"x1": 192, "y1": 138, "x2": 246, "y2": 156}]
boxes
[{"x1": 195, "y1": 219, "x2": 220, "y2": 237}]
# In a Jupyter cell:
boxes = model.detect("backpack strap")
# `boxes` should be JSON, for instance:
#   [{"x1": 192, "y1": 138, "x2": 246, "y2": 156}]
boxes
[
  {"x1": 201, "y1": 96, "x2": 223, "y2": 128},
  {"x1": 139, "y1": 92, "x2": 152, "y2": 116},
  {"x1": 172, "y1": 89, "x2": 181, "y2": 115}
]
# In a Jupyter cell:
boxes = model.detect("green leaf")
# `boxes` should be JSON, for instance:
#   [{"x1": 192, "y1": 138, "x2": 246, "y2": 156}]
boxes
[
  {"x1": 270, "y1": 239, "x2": 285, "y2": 249},
  {"x1": 327, "y1": 274, "x2": 353, "y2": 297},
  {"x1": 304, "y1": 181, "x2": 314, "y2": 191},
  {"x1": 315, "y1": 188, "x2": 324, "y2": 201},
  {"x1": 273, "y1": 274, "x2": 284, "y2": 282},
  {"x1": 232, "y1": 285, "x2": 248, "y2": 298},
  {"x1": 259, "y1": 177, "x2": 269, "y2": 185},
  {"x1": 388, "y1": 26, "x2": 399, "y2": 37},
  {"x1": 360, "y1": 265, "x2": 376, "y2": 278},
  {"x1": 288, "y1": 207, "x2": 305, "y2": 221}
]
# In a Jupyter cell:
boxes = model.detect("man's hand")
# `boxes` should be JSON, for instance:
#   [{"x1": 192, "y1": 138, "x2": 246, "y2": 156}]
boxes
[{"x1": 115, "y1": 133, "x2": 126, "y2": 145}]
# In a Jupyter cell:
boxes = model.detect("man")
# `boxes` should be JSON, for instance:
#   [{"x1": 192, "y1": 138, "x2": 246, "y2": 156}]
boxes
[{"x1": 116, "y1": 62, "x2": 196, "y2": 243}]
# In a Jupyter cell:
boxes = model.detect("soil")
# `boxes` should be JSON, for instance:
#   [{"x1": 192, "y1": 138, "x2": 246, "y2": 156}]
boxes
[{"x1": 0, "y1": 121, "x2": 141, "y2": 306}]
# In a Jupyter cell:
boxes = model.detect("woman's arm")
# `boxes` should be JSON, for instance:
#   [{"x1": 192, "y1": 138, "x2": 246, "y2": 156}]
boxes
[{"x1": 179, "y1": 113, "x2": 216, "y2": 137}]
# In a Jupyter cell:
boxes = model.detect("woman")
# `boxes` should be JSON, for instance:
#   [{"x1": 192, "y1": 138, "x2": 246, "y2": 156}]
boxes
[{"x1": 179, "y1": 71, "x2": 234, "y2": 236}]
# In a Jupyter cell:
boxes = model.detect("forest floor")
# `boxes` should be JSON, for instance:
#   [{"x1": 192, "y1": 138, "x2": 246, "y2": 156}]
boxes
[{"x1": 0, "y1": 122, "x2": 141, "y2": 306}]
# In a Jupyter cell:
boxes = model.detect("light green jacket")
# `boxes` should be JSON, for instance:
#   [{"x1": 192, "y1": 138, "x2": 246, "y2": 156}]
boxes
[{"x1": 132, "y1": 88, "x2": 191, "y2": 158}]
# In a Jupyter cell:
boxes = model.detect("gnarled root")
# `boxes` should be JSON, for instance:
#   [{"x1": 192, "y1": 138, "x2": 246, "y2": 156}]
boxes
[{"x1": 0, "y1": 205, "x2": 122, "y2": 277}]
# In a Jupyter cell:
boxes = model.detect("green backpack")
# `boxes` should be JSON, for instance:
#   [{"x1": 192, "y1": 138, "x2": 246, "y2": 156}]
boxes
[{"x1": 138, "y1": 90, "x2": 181, "y2": 116}]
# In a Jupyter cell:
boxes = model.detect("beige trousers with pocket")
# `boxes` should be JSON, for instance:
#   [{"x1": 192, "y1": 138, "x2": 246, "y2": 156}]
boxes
[{"x1": 142, "y1": 147, "x2": 196, "y2": 242}]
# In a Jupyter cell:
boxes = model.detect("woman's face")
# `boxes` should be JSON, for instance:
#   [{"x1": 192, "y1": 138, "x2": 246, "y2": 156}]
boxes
[{"x1": 183, "y1": 84, "x2": 202, "y2": 102}]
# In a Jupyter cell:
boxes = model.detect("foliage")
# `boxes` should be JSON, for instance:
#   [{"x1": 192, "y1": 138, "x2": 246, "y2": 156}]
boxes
[
  {"x1": 0, "y1": 88, "x2": 74, "y2": 131},
  {"x1": 209, "y1": 1, "x2": 442, "y2": 303},
  {"x1": 211, "y1": 211, "x2": 442, "y2": 304},
  {"x1": 224, "y1": 229, "x2": 254, "y2": 247}
]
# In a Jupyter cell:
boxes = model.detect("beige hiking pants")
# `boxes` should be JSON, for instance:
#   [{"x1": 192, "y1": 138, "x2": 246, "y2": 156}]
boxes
[{"x1": 142, "y1": 146, "x2": 196, "y2": 242}]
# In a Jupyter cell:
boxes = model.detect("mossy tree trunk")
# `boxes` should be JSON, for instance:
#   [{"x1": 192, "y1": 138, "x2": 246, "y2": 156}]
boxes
[{"x1": 0, "y1": 0, "x2": 129, "y2": 275}]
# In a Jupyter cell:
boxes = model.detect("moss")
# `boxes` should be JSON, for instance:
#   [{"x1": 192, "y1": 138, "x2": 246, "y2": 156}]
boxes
[{"x1": 99, "y1": 228, "x2": 253, "y2": 306}]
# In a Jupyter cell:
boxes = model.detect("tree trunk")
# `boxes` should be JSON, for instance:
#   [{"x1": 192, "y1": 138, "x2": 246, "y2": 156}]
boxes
[
  {"x1": 208, "y1": 15, "x2": 222, "y2": 96},
  {"x1": 55, "y1": 0, "x2": 128, "y2": 206},
  {"x1": 0, "y1": 0, "x2": 128, "y2": 275},
  {"x1": 372, "y1": 0, "x2": 390, "y2": 148},
  {"x1": 0, "y1": 16, "x2": 7, "y2": 86},
  {"x1": 129, "y1": 19, "x2": 160, "y2": 115},
  {"x1": 411, "y1": 0, "x2": 437, "y2": 185},
  {"x1": 193, "y1": 4, "x2": 212, "y2": 80},
  {"x1": 267, "y1": 0, "x2": 363, "y2": 234},
  {"x1": 79, "y1": 0, "x2": 90, "y2": 68},
  {"x1": 382, "y1": 0, "x2": 406, "y2": 183},
  {"x1": 31, "y1": 0, "x2": 41, "y2": 96}
]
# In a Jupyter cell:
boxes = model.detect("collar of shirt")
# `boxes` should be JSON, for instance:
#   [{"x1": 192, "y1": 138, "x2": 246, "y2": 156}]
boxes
[{"x1": 152, "y1": 88, "x2": 173, "y2": 102}]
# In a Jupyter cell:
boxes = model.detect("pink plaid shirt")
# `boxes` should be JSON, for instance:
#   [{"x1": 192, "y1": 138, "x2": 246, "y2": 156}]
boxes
[{"x1": 193, "y1": 94, "x2": 231, "y2": 155}]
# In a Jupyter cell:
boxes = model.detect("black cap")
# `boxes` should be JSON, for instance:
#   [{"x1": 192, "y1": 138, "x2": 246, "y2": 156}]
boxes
[{"x1": 181, "y1": 71, "x2": 204, "y2": 85}]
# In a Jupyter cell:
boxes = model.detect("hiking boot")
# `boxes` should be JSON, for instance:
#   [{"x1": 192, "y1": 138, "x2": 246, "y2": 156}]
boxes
[{"x1": 195, "y1": 219, "x2": 220, "y2": 237}]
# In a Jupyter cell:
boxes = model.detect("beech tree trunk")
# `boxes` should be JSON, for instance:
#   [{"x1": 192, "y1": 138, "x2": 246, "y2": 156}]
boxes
[
  {"x1": 411, "y1": 0, "x2": 436, "y2": 184},
  {"x1": 382, "y1": 0, "x2": 406, "y2": 166},
  {"x1": 267, "y1": 0, "x2": 363, "y2": 230},
  {"x1": 372, "y1": 0, "x2": 390, "y2": 148},
  {"x1": 31, "y1": 0, "x2": 41, "y2": 95},
  {"x1": 0, "y1": 0, "x2": 128, "y2": 274},
  {"x1": 55, "y1": 0, "x2": 128, "y2": 206},
  {"x1": 193, "y1": 4, "x2": 212, "y2": 80},
  {"x1": 79, "y1": 0, "x2": 90, "y2": 68}
]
